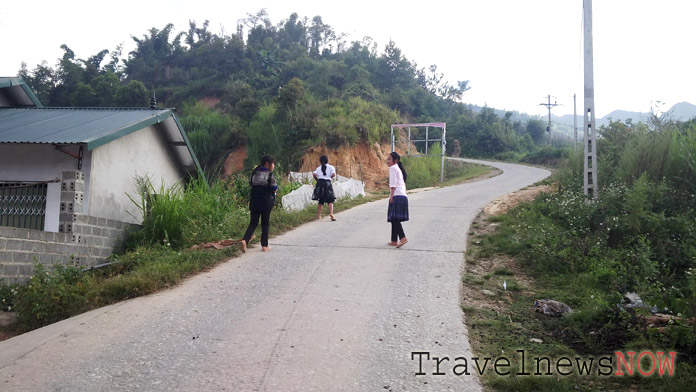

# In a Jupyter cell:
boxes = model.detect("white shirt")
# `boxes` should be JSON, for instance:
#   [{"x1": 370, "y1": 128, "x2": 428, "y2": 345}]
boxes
[
  {"x1": 389, "y1": 165, "x2": 407, "y2": 196},
  {"x1": 314, "y1": 164, "x2": 336, "y2": 180}
]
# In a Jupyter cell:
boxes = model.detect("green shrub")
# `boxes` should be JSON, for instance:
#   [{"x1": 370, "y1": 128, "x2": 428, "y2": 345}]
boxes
[
  {"x1": 521, "y1": 146, "x2": 567, "y2": 166},
  {"x1": 493, "y1": 150, "x2": 523, "y2": 162},
  {"x1": 0, "y1": 281, "x2": 19, "y2": 312},
  {"x1": 14, "y1": 264, "x2": 93, "y2": 329}
]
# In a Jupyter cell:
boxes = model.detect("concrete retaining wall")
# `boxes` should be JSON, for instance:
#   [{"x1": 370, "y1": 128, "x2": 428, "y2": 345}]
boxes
[{"x1": 0, "y1": 215, "x2": 138, "y2": 285}]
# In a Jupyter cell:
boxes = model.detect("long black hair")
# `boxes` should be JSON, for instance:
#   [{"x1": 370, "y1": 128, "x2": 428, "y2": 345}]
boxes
[
  {"x1": 320, "y1": 155, "x2": 329, "y2": 176},
  {"x1": 389, "y1": 152, "x2": 407, "y2": 181}
]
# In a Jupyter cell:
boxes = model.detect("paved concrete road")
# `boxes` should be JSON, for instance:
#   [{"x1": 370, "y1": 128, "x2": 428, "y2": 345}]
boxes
[{"x1": 0, "y1": 160, "x2": 549, "y2": 392}]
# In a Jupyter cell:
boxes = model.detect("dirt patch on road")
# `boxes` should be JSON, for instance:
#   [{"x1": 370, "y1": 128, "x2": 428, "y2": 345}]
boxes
[{"x1": 482, "y1": 184, "x2": 554, "y2": 216}]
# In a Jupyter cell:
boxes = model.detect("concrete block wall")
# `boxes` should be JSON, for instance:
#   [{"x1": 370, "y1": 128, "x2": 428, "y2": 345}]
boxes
[{"x1": 0, "y1": 215, "x2": 138, "y2": 285}]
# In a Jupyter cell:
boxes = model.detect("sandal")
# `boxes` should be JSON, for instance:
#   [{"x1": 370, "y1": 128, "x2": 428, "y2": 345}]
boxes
[
  {"x1": 330, "y1": 214, "x2": 336, "y2": 221},
  {"x1": 396, "y1": 239, "x2": 408, "y2": 248}
]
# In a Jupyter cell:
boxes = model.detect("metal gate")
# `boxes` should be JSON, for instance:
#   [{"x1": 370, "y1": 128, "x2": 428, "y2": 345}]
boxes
[
  {"x1": 0, "y1": 182, "x2": 48, "y2": 230},
  {"x1": 390, "y1": 122, "x2": 447, "y2": 182}
]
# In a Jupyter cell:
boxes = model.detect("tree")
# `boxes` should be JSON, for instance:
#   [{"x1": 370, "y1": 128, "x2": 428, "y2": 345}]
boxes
[
  {"x1": 278, "y1": 13, "x2": 308, "y2": 50},
  {"x1": 276, "y1": 77, "x2": 305, "y2": 113},
  {"x1": 19, "y1": 61, "x2": 55, "y2": 105},
  {"x1": 90, "y1": 72, "x2": 120, "y2": 106},
  {"x1": 527, "y1": 118, "x2": 547, "y2": 144},
  {"x1": 220, "y1": 80, "x2": 259, "y2": 123},
  {"x1": 126, "y1": 24, "x2": 185, "y2": 87},
  {"x1": 374, "y1": 41, "x2": 414, "y2": 92},
  {"x1": 114, "y1": 80, "x2": 149, "y2": 107},
  {"x1": 308, "y1": 16, "x2": 341, "y2": 58}
]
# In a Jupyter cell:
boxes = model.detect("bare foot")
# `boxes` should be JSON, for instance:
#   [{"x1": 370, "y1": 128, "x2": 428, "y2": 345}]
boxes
[
  {"x1": 330, "y1": 214, "x2": 336, "y2": 221},
  {"x1": 387, "y1": 242, "x2": 398, "y2": 246},
  {"x1": 239, "y1": 239, "x2": 247, "y2": 253},
  {"x1": 396, "y1": 238, "x2": 408, "y2": 248},
  {"x1": 262, "y1": 246, "x2": 271, "y2": 252}
]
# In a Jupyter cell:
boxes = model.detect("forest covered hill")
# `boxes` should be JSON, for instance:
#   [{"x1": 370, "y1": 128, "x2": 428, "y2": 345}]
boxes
[{"x1": 16, "y1": 10, "x2": 570, "y2": 172}]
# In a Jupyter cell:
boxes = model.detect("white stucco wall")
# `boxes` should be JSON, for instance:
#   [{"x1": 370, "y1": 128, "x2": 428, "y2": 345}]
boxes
[
  {"x1": 89, "y1": 124, "x2": 183, "y2": 224},
  {"x1": 0, "y1": 144, "x2": 92, "y2": 232}
]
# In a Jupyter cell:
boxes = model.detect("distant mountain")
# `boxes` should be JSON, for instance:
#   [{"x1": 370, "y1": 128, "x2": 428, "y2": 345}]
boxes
[
  {"x1": 467, "y1": 104, "x2": 537, "y2": 124},
  {"x1": 554, "y1": 102, "x2": 696, "y2": 129},
  {"x1": 466, "y1": 102, "x2": 696, "y2": 142},
  {"x1": 669, "y1": 102, "x2": 696, "y2": 121}
]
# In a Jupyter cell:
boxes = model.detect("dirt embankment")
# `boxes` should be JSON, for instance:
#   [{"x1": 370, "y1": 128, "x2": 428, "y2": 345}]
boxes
[
  {"x1": 222, "y1": 145, "x2": 248, "y2": 177},
  {"x1": 222, "y1": 140, "x2": 409, "y2": 192},
  {"x1": 297, "y1": 141, "x2": 395, "y2": 192}
]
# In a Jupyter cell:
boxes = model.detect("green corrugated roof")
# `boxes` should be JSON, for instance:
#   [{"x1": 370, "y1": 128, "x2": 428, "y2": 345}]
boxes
[
  {"x1": 0, "y1": 77, "x2": 43, "y2": 107},
  {"x1": 0, "y1": 107, "x2": 202, "y2": 174}
]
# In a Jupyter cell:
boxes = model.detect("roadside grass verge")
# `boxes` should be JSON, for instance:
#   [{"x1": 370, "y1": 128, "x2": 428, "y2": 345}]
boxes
[
  {"x1": 441, "y1": 160, "x2": 496, "y2": 187},
  {"x1": 463, "y1": 195, "x2": 696, "y2": 391}
]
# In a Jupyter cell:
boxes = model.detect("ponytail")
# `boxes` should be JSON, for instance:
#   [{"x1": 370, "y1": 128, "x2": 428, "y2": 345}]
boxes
[
  {"x1": 397, "y1": 161, "x2": 408, "y2": 182},
  {"x1": 320, "y1": 155, "x2": 329, "y2": 176}
]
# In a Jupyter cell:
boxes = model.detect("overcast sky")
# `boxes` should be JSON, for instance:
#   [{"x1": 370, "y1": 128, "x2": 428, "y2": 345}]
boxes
[{"x1": 1, "y1": 0, "x2": 693, "y2": 117}]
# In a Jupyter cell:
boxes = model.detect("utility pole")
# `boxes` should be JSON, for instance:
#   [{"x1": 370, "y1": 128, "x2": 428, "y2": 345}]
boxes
[
  {"x1": 539, "y1": 95, "x2": 559, "y2": 144},
  {"x1": 573, "y1": 93, "x2": 578, "y2": 149},
  {"x1": 583, "y1": 0, "x2": 598, "y2": 198}
]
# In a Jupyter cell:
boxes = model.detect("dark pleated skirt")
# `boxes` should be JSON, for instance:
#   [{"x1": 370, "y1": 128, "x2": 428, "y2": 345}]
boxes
[
  {"x1": 387, "y1": 195, "x2": 409, "y2": 222},
  {"x1": 312, "y1": 179, "x2": 336, "y2": 204}
]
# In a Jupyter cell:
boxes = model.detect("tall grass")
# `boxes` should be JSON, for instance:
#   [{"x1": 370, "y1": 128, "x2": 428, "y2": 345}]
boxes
[
  {"x1": 127, "y1": 177, "x2": 185, "y2": 248},
  {"x1": 127, "y1": 174, "x2": 250, "y2": 249},
  {"x1": 485, "y1": 122, "x2": 696, "y2": 363},
  {"x1": 402, "y1": 144, "x2": 444, "y2": 188}
]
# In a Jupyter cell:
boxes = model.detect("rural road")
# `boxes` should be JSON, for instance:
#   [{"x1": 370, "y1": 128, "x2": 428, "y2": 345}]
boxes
[{"x1": 0, "y1": 159, "x2": 549, "y2": 391}]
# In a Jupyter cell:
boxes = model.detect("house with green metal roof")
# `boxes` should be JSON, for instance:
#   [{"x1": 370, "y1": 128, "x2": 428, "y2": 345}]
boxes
[
  {"x1": 0, "y1": 77, "x2": 43, "y2": 108},
  {"x1": 0, "y1": 78, "x2": 202, "y2": 283}
]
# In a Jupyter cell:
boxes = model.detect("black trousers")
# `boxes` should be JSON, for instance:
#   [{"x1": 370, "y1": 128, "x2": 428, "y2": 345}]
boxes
[
  {"x1": 243, "y1": 209, "x2": 271, "y2": 247},
  {"x1": 391, "y1": 221, "x2": 406, "y2": 242}
]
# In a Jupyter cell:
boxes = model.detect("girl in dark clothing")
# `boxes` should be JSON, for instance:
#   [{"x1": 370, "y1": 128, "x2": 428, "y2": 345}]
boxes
[{"x1": 240, "y1": 154, "x2": 278, "y2": 252}]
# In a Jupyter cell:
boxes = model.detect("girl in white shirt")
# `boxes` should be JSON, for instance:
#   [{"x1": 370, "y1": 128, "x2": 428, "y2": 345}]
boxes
[
  {"x1": 312, "y1": 155, "x2": 337, "y2": 220},
  {"x1": 387, "y1": 151, "x2": 408, "y2": 248}
]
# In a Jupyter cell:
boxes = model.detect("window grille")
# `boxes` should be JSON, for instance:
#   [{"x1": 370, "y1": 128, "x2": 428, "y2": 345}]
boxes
[{"x1": 0, "y1": 182, "x2": 48, "y2": 230}]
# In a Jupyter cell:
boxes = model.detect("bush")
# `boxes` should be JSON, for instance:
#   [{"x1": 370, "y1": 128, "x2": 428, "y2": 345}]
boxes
[
  {"x1": 14, "y1": 264, "x2": 93, "y2": 329},
  {"x1": 521, "y1": 146, "x2": 567, "y2": 166},
  {"x1": 493, "y1": 150, "x2": 523, "y2": 162},
  {"x1": 0, "y1": 281, "x2": 18, "y2": 312}
]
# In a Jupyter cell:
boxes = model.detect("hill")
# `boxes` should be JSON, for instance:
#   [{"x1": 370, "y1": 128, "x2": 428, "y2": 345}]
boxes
[{"x1": 554, "y1": 101, "x2": 696, "y2": 129}]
